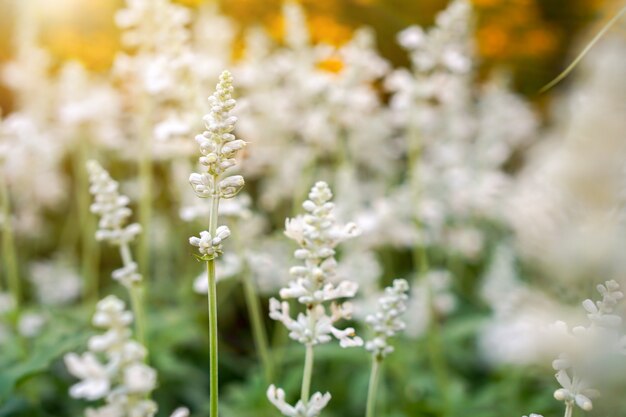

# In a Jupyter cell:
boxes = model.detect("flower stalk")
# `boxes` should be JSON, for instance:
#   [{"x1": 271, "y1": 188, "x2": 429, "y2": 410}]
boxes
[
  {"x1": 364, "y1": 279, "x2": 409, "y2": 417},
  {"x1": 241, "y1": 265, "x2": 274, "y2": 382},
  {"x1": 300, "y1": 343, "x2": 314, "y2": 403},
  {"x1": 0, "y1": 177, "x2": 20, "y2": 314},
  {"x1": 188, "y1": 70, "x2": 246, "y2": 417},
  {"x1": 267, "y1": 181, "x2": 363, "y2": 417},
  {"x1": 365, "y1": 356, "x2": 382, "y2": 417},
  {"x1": 86, "y1": 160, "x2": 147, "y2": 348}
]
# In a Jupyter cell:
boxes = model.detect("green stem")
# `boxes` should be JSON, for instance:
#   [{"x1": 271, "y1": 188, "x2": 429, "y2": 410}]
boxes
[
  {"x1": 241, "y1": 268, "x2": 274, "y2": 382},
  {"x1": 207, "y1": 182, "x2": 220, "y2": 417},
  {"x1": 426, "y1": 287, "x2": 450, "y2": 415},
  {"x1": 120, "y1": 242, "x2": 146, "y2": 348},
  {"x1": 129, "y1": 283, "x2": 146, "y2": 347},
  {"x1": 300, "y1": 343, "x2": 314, "y2": 403},
  {"x1": 138, "y1": 95, "x2": 153, "y2": 288},
  {"x1": 365, "y1": 356, "x2": 383, "y2": 417},
  {"x1": 76, "y1": 138, "x2": 100, "y2": 303},
  {"x1": 1, "y1": 178, "x2": 20, "y2": 311},
  {"x1": 564, "y1": 403, "x2": 573, "y2": 417},
  {"x1": 207, "y1": 258, "x2": 219, "y2": 417},
  {"x1": 406, "y1": 112, "x2": 449, "y2": 413}
]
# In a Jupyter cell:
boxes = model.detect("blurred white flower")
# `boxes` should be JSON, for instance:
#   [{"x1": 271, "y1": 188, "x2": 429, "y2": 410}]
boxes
[
  {"x1": 65, "y1": 352, "x2": 111, "y2": 400},
  {"x1": 365, "y1": 279, "x2": 410, "y2": 358},
  {"x1": 87, "y1": 161, "x2": 142, "y2": 247},
  {"x1": 267, "y1": 385, "x2": 331, "y2": 417},
  {"x1": 18, "y1": 312, "x2": 46, "y2": 338},
  {"x1": 65, "y1": 295, "x2": 157, "y2": 416},
  {"x1": 29, "y1": 259, "x2": 82, "y2": 306}
]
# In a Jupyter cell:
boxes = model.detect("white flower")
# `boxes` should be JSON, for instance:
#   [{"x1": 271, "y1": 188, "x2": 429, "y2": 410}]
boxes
[
  {"x1": 18, "y1": 312, "x2": 46, "y2": 338},
  {"x1": 169, "y1": 408, "x2": 190, "y2": 417},
  {"x1": 92, "y1": 296, "x2": 134, "y2": 329},
  {"x1": 190, "y1": 70, "x2": 246, "y2": 198},
  {"x1": 0, "y1": 292, "x2": 16, "y2": 315},
  {"x1": 189, "y1": 226, "x2": 231, "y2": 260},
  {"x1": 65, "y1": 295, "x2": 158, "y2": 416},
  {"x1": 269, "y1": 181, "x2": 362, "y2": 346},
  {"x1": 87, "y1": 160, "x2": 142, "y2": 246},
  {"x1": 550, "y1": 280, "x2": 625, "y2": 413},
  {"x1": 397, "y1": 26, "x2": 425, "y2": 49},
  {"x1": 581, "y1": 280, "x2": 623, "y2": 328},
  {"x1": 267, "y1": 385, "x2": 331, "y2": 417},
  {"x1": 269, "y1": 300, "x2": 362, "y2": 347},
  {"x1": 112, "y1": 262, "x2": 142, "y2": 287},
  {"x1": 29, "y1": 259, "x2": 82, "y2": 306},
  {"x1": 365, "y1": 279, "x2": 410, "y2": 358},
  {"x1": 65, "y1": 352, "x2": 111, "y2": 400},
  {"x1": 553, "y1": 355, "x2": 597, "y2": 411},
  {"x1": 124, "y1": 363, "x2": 157, "y2": 393},
  {"x1": 218, "y1": 175, "x2": 245, "y2": 199}
]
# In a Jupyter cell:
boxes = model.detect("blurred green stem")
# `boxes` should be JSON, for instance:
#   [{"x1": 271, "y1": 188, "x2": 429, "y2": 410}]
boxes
[
  {"x1": 426, "y1": 289, "x2": 450, "y2": 416},
  {"x1": 120, "y1": 242, "x2": 146, "y2": 349},
  {"x1": 406, "y1": 117, "x2": 450, "y2": 413},
  {"x1": 76, "y1": 137, "x2": 100, "y2": 303},
  {"x1": 138, "y1": 94, "x2": 153, "y2": 288},
  {"x1": 241, "y1": 267, "x2": 274, "y2": 382},
  {"x1": 1, "y1": 177, "x2": 20, "y2": 311},
  {"x1": 207, "y1": 181, "x2": 220, "y2": 417},
  {"x1": 564, "y1": 403, "x2": 573, "y2": 417},
  {"x1": 365, "y1": 356, "x2": 383, "y2": 417},
  {"x1": 300, "y1": 343, "x2": 314, "y2": 403}
]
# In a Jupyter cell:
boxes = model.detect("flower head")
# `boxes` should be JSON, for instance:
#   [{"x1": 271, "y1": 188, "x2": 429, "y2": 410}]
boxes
[
  {"x1": 550, "y1": 280, "x2": 625, "y2": 413},
  {"x1": 87, "y1": 160, "x2": 141, "y2": 246},
  {"x1": 189, "y1": 226, "x2": 231, "y2": 260},
  {"x1": 64, "y1": 295, "x2": 158, "y2": 416},
  {"x1": 267, "y1": 385, "x2": 331, "y2": 417},
  {"x1": 189, "y1": 70, "x2": 246, "y2": 199},
  {"x1": 365, "y1": 278, "x2": 410, "y2": 358}
]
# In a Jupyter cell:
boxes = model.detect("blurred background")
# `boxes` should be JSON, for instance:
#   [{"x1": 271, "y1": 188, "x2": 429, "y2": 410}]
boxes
[
  {"x1": 1, "y1": 0, "x2": 626, "y2": 416},
  {"x1": 0, "y1": 0, "x2": 623, "y2": 107}
]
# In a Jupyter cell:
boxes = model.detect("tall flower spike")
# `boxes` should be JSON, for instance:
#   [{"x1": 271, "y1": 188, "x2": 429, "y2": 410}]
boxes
[
  {"x1": 364, "y1": 279, "x2": 409, "y2": 417},
  {"x1": 188, "y1": 70, "x2": 246, "y2": 417},
  {"x1": 268, "y1": 181, "x2": 362, "y2": 417},
  {"x1": 365, "y1": 279, "x2": 410, "y2": 358},
  {"x1": 189, "y1": 70, "x2": 245, "y2": 200},
  {"x1": 87, "y1": 160, "x2": 142, "y2": 247},
  {"x1": 87, "y1": 160, "x2": 143, "y2": 289},
  {"x1": 64, "y1": 295, "x2": 157, "y2": 416},
  {"x1": 551, "y1": 280, "x2": 624, "y2": 415}
]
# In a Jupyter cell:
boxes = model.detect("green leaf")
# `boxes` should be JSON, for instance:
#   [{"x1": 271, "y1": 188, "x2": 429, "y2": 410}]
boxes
[{"x1": 0, "y1": 329, "x2": 89, "y2": 401}]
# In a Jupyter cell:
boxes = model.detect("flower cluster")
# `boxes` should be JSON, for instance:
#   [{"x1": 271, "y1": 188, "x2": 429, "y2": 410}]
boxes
[
  {"x1": 281, "y1": 182, "x2": 360, "y2": 302},
  {"x1": 365, "y1": 279, "x2": 410, "y2": 358},
  {"x1": 87, "y1": 161, "x2": 142, "y2": 288},
  {"x1": 87, "y1": 160, "x2": 141, "y2": 246},
  {"x1": 267, "y1": 385, "x2": 331, "y2": 417},
  {"x1": 382, "y1": 0, "x2": 537, "y2": 261},
  {"x1": 189, "y1": 226, "x2": 231, "y2": 261},
  {"x1": 268, "y1": 181, "x2": 362, "y2": 417},
  {"x1": 64, "y1": 296, "x2": 157, "y2": 417},
  {"x1": 29, "y1": 258, "x2": 82, "y2": 306},
  {"x1": 550, "y1": 280, "x2": 624, "y2": 413},
  {"x1": 271, "y1": 181, "x2": 362, "y2": 347},
  {"x1": 189, "y1": 70, "x2": 245, "y2": 199},
  {"x1": 397, "y1": 0, "x2": 472, "y2": 74}
]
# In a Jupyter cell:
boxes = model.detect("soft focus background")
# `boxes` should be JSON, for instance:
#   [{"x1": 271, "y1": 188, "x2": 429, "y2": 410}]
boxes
[
  {"x1": 1, "y1": 0, "x2": 626, "y2": 417},
  {"x1": 0, "y1": 0, "x2": 622, "y2": 98}
]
